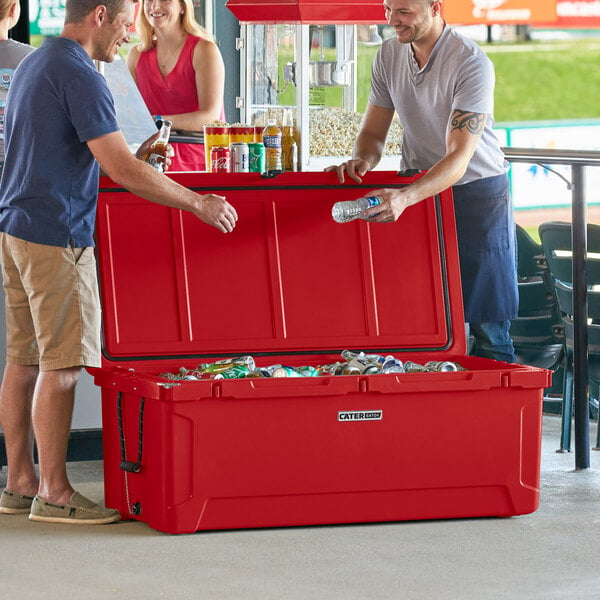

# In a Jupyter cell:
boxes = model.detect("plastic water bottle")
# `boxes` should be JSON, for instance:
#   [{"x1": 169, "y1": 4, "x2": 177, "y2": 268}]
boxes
[
  {"x1": 262, "y1": 118, "x2": 282, "y2": 173},
  {"x1": 331, "y1": 195, "x2": 381, "y2": 223}
]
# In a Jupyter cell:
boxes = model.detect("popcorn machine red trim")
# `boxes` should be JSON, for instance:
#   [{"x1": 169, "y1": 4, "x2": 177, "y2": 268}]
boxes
[{"x1": 225, "y1": 0, "x2": 387, "y2": 24}]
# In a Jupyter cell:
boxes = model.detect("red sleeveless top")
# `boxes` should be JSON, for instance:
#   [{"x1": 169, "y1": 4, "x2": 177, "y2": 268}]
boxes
[{"x1": 136, "y1": 35, "x2": 225, "y2": 171}]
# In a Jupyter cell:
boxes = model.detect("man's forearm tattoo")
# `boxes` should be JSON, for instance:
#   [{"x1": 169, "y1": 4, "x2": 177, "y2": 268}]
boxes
[{"x1": 450, "y1": 110, "x2": 486, "y2": 135}]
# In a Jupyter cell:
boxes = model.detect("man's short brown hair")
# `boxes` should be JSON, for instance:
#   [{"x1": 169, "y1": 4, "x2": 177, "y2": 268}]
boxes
[{"x1": 64, "y1": 0, "x2": 137, "y2": 24}]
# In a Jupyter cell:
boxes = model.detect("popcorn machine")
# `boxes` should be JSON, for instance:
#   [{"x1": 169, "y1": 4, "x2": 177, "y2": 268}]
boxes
[{"x1": 225, "y1": 0, "x2": 387, "y2": 171}]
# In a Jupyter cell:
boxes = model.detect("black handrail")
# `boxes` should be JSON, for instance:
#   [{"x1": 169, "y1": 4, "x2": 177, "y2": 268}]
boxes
[{"x1": 503, "y1": 147, "x2": 600, "y2": 470}]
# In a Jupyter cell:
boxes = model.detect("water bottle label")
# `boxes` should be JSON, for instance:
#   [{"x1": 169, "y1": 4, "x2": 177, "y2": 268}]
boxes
[
  {"x1": 263, "y1": 134, "x2": 281, "y2": 148},
  {"x1": 366, "y1": 196, "x2": 381, "y2": 207}
]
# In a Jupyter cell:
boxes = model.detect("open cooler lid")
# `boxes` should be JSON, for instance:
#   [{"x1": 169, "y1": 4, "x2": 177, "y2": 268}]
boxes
[
  {"x1": 95, "y1": 171, "x2": 465, "y2": 364},
  {"x1": 225, "y1": 0, "x2": 387, "y2": 24}
]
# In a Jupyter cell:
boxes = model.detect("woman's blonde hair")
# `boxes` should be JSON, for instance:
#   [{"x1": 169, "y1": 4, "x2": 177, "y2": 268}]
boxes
[{"x1": 136, "y1": 0, "x2": 213, "y2": 51}]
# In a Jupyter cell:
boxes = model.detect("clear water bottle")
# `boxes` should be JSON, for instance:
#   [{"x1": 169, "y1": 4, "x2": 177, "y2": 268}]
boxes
[{"x1": 331, "y1": 195, "x2": 381, "y2": 223}]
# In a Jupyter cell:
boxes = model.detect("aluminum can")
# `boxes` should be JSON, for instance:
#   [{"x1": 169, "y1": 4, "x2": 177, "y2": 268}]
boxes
[
  {"x1": 248, "y1": 142, "x2": 266, "y2": 173},
  {"x1": 201, "y1": 356, "x2": 256, "y2": 374},
  {"x1": 381, "y1": 357, "x2": 404, "y2": 373},
  {"x1": 424, "y1": 361, "x2": 459, "y2": 372},
  {"x1": 271, "y1": 366, "x2": 302, "y2": 378},
  {"x1": 342, "y1": 350, "x2": 385, "y2": 364},
  {"x1": 230, "y1": 142, "x2": 249, "y2": 173},
  {"x1": 245, "y1": 370, "x2": 265, "y2": 378},
  {"x1": 210, "y1": 146, "x2": 230, "y2": 173},
  {"x1": 258, "y1": 364, "x2": 281, "y2": 377},
  {"x1": 214, "y1": 365, "x2": 251, "y2": 379},
  {"x1": 347, "y1": 355, "x2": 381, "y2": 375},
  {"x1": 318, "y1": 362, "x2": 345, "y2": 376},
  {"x1": 296, "y1": 365, "x2": 319, "y2": 377},
  {"x1": 403, "y1": 361, "x2": 427, "y2": 373},
  {"x1": 341, "y1": 364, "x2": 361, "y2": 376}
]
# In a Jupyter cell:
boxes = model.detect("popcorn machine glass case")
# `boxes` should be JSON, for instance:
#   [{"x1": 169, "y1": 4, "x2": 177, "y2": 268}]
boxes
[{"x1": 225, "y1": 0, "x2": 399, "y2": 171}]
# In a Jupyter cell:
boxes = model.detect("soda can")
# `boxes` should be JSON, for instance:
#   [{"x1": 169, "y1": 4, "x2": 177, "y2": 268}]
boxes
[
  {"x1": 271, "y1": 366, "x2": 302, "y2": 378},
  {"x1": 210, "y1": 146, "x2": 230, "y2": 173},
  {"x1": 381, "y1": 357, "x2": 405, "y2": 373},
  {"x1": 248, "y1": 142, "x2": 265, "y2": 173},
  {"x1": 245, "y1": 370, "x2": 265, "y2": 378},
  {"x1": 201, "y1": 356, "x2": 256, "y2": 374},
  {"x1": 342, "y1": 349, "x2": 387, "y2": 365},
  {"x1": 230, "y1": 142, "x2": 249, "y2": 173},
  {"x1": 347, "y1": 355, "x2": 381, "y2": 375},
  {"x1": 296, "y1": 365, "x2": 319, "y2": 377},
  {"x1": 403, "y1": 361, "x2": 427, "y2": 373},
  {"x1": 424, "y1": 361, "x2": 459, "y2": 372},
  {"x1": 318, "y1": 362, "x2": 346, "y2": 376},
  {"x1": 160, "y1": 371, "x2": 181, "y2": 381},
  {"x1": 214, "y1": 365, "x2": 251, "y2": 379},
  {"x1": 258, "y1": 364, "x2": 281, "y2": 377}
]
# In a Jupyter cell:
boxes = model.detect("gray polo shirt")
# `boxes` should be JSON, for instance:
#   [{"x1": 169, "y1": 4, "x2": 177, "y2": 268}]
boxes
[{"x1": 369, "y1": 25, "x2": 507, "y2": 185}]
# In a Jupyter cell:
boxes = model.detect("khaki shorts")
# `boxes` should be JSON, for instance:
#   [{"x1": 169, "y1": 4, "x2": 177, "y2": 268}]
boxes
[{"x1": 0, "y1": 233, "x2": 102, "y2": 371}]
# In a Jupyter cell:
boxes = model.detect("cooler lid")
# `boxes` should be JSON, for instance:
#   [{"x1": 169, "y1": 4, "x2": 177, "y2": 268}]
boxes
[
  {"x1": 96, "y1": 171, "x2": 465, "y2": 363},
  {"x1": 225, "y1": 0, "x2": 387, "y2": 24}
]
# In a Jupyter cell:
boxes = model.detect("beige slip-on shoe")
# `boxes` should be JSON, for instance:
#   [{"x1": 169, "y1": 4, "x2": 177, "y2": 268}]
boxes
[{"x1": 29, "y1": 491, "x2": 120, "y2": 525}]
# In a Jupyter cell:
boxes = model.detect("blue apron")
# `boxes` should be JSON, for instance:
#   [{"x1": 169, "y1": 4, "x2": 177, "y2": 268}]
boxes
[{"x1": 451, "y1": 173, "x2": 518, "y2": 323}]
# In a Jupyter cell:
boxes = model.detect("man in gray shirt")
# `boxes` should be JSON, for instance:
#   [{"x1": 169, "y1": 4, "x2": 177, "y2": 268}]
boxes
[{"x1": 328, "y1": 0, "x2": 517, "y2": 362}]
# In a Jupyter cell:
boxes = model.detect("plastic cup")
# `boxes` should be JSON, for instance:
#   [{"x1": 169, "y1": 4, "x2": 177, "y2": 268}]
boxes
[
  {"x1": 229, "y1": 125, "x2": 256, "y2": 145},
  {"x1": 204, "y1": 126, "x2": 230, "y2": 172}
]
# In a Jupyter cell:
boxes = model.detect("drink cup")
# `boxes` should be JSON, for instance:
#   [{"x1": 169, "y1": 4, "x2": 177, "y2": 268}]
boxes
[{"x1": 229, "y1": 125, "x2": 256, "y2": 145}]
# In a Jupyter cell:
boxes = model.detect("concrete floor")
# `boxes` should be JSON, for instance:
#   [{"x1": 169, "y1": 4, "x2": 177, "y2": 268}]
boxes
[{"x1": 1, "y1": 415, "x2": 599, "y2": 600}]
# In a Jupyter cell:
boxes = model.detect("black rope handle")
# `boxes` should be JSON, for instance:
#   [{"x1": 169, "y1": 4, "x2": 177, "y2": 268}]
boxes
[{"x1": 117, "y1": 391, "x2": 145, "y2": 473}]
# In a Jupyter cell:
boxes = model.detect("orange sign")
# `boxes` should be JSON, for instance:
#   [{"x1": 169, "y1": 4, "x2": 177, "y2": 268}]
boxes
[
  {"x1": 443, "y1": 0, "x2": 557, "y2": 25},
  {"x1": 538, "y1": 0, "x2": 600, "y2": 28}
]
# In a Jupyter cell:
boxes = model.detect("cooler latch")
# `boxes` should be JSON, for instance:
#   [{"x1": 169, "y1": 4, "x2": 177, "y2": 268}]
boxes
[
  {"x1": 397, "y1": 169, "x2": 423, "y2": 177},
  {"x1": 117, "y1": 392, "x2": 145, "y2": 473}
]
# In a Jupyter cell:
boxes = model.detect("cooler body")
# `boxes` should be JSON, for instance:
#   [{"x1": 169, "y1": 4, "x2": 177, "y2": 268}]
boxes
[{"x1": 92, "y1": 171, "x2": 550, "y2": 534}]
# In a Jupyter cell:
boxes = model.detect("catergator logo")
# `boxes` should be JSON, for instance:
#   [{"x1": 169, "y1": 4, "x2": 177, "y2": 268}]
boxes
[{"x1": 338, "y1": 410, "x2": 382, "y2": 422}]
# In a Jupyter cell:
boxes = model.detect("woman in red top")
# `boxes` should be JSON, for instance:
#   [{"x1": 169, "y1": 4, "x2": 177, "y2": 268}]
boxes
[{"x1": 127, "y1": 0, "x2": 225, "y2": 171}]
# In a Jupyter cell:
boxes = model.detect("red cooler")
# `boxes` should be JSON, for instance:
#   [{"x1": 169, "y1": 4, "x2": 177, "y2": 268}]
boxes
[{"x1": 90, "y1": 170, "x2": 550, "y2": 534}]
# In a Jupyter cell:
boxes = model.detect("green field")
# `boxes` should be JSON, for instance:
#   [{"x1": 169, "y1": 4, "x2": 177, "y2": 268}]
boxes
[{"x1": 352, "y1": 38, "x2": 600, "y2": 121}]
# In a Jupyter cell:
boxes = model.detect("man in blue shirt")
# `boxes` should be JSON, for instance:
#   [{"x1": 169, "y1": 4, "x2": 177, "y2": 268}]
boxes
[{"x1": 0, "y1": 0, "x2": 237, "y2": 525}]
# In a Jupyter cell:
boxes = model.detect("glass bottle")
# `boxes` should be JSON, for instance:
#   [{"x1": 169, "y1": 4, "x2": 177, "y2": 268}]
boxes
[
  {"x1": 281, "y1": 108, "x2": 298, "y2": 172},
  {"x1": 145, "y1": 120, "x2": 172, "y2": 173}
]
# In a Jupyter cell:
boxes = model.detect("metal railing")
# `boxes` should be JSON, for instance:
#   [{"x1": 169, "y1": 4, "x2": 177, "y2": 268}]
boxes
[{"x1": 503, "y1": 147, "x2": 600, "y2": 470}]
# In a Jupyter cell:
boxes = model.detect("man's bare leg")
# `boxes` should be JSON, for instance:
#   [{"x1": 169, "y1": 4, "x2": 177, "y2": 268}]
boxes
[
  {"x1": 32, "y1": 367, "x2": 80, "y2": 504},
  {"x1": 0, "y1": 363, "x2": 40, "y2": 496}
]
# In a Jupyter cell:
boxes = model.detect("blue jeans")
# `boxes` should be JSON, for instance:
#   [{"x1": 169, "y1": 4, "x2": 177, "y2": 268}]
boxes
[{"x1": 468, "y1": 321, "x2": 516, "y2": 363}]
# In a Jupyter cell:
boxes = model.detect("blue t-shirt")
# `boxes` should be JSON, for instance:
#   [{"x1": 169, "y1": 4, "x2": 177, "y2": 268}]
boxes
[{"x1": 0, "y1": 37, "x2": 120, "y2": 247}]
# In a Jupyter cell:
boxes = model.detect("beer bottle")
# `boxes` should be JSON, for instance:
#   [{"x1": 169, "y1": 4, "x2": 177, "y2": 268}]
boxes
[
  {"x1": 262, "y1": 118, "x2": 282, "y2": 173},
  {"x1": 145, "y1": 119, "x2": 172, "y2": 173},
  {"x1": 281, "y1": 108, "x2": 298, "y2": 172}
]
